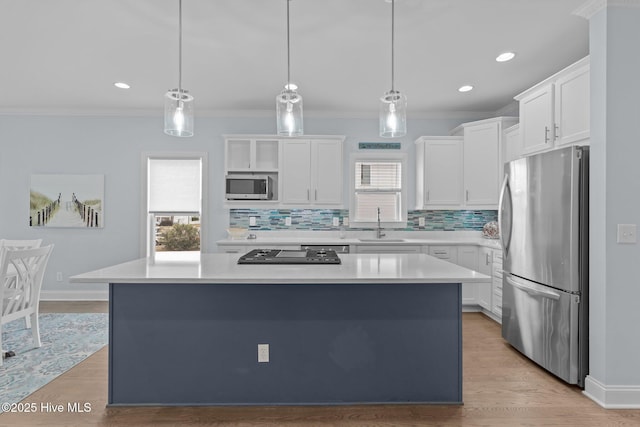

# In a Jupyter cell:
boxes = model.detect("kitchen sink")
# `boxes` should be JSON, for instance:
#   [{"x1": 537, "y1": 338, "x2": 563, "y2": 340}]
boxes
[{"x1": 358, "y1": 239, "x2": 406, "y2": 242}]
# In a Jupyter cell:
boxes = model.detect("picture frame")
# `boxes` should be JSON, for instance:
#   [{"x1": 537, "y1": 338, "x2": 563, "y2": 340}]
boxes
[{"x1": 30, "y1": 174, "x2": 104, "y2": 228}]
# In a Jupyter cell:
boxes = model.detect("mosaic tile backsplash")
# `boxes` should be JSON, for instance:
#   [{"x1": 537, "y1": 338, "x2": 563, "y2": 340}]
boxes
[{"x1": 229, "y1": 209, "x2": 498, "y2": 231}]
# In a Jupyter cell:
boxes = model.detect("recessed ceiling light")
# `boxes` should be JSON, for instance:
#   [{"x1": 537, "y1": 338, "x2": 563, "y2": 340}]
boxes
[
  {"x1": 458, "y1": 85, "x2": 474, "y2": 93},
  {"x1": 114, "y1": 82, "x2": 130, "y2": 89},
  {"x1": 496, "y1": 52, "x2": 516, "y2": 62}
]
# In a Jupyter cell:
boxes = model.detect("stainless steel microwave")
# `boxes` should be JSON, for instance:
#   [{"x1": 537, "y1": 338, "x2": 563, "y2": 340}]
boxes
[{"x1": 225, "y1": 175, "x2": 273, "y2": 200}]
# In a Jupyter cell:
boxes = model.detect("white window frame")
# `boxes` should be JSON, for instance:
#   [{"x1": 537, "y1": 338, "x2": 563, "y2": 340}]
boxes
[
  {"x1": 349, "y1": 152, "x2": 407, "y2": 229},
  {"x1": 139, "y1": 152, "x2": 208, "y2": 258}
]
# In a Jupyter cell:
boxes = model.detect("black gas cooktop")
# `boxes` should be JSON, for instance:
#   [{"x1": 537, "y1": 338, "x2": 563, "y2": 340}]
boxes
[{"x1": 237, "y1": 248, "x2": 341, "y2": 265}]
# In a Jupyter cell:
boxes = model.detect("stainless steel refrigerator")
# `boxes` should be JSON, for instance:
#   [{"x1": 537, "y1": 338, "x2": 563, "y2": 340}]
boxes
[{"x1": 499, "y1": 145, "x2": 589, "y2": 387}]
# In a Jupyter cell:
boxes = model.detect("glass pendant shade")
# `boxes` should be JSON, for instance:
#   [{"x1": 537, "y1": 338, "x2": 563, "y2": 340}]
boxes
[
  {"x1": 379, "y1": 90, "x2": 407, "y2": 138},
  {"x1": 276, "y1": 86, "x2": 303, "y2": 136},
  {"x1": 164, "y1": 89, "x2": 194, "y2": 137}
]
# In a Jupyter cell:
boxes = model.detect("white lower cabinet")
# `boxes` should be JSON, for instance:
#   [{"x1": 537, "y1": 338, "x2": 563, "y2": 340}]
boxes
[
  {"x1": 428, "y1": 245, "x2": 478, "y2": 306},
  {"x1": 477, "y1": 247, "x2": 493, "y2": 311},
  {"x1": 492, "y1": 250, "x2": 503, "y2": 321}
]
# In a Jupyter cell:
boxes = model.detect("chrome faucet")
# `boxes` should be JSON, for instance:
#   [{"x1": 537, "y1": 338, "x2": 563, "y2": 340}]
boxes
[{"x1": 376, "y1": 207, "x2": 386, "y2": 239}]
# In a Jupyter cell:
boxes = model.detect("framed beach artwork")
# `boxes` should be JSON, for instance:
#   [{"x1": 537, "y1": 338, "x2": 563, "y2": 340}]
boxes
[{"x1": 30, "y1": 174, "x2": 104, "y2": 228}]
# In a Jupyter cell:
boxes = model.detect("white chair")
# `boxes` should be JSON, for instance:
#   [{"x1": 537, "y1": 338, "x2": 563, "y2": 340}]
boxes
[
  {"x1": 0, "y1": 239, "x2": 43, "y2": 329},
  {"x1": 0, "y1": 239, "x2": 43, "y2": 251},
  {"x1": 0, "y1": 245, "x2": 54, "y2": 366}
]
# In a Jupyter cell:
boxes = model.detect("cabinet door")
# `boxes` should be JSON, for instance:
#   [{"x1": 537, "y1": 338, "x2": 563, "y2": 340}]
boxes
[
  {"x1": 477, "y1": 247, "x2": 493, "y2": 310},
  {"x1": 226, "y1": 139, "x2": 252, "y2": 171},
  {"x1": 425, "y1": 139, "x2": 463, "y2": 207},
  {"x1": 555, "y1": 66, "x2": 589, "y2": 147},
  {"x1": 520, "y1": 84, "x2": 554, "y2": 155},
  {"x1": 503, "y1": 124, "x2": 521, "y2": 165},
  {"x1": 311, "y1": 140, "x2": 343, "y2": 205},
  {"x1": 281, "y1": 140, "x2": 312, "y2": 204},
  {"x1": 456, "y1": 246, "x2": 478, "y2": 305},
  {"x1": 226, "y1": 138, "x2": 280, "y2": 172},
  {"x1": 463, "y1": 122, "x2": 500, "y2": 206}
]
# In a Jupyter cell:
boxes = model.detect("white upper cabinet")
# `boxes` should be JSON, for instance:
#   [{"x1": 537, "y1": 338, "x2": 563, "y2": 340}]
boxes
[
  {"x1": 518, "y1": 84, "x2": 555, "y2": 155},
  {"x1": 281, "y1": 138, "x2": 344, "y2": 206},
  {"x1": 554, "y1": 64, "x2": 590, "y2": 147},
  {"x1": 515, "y1": 56, "x2": 589, "y2": 156},
  {"x1": 463, "y1": 120, "x2": 502, "y2": 206},
  {"x1": 225, "y1": 137, "x2": 279, "y2": 172},
  {"x1": 502, "y1": 124, "x2": 521, "y2": 166},
  {"x1": 415, "y1": 137, "x2": 463, "y2": 209},
  {"x1": 416, "y1": 117, "x2": 516, "y2": 210}
]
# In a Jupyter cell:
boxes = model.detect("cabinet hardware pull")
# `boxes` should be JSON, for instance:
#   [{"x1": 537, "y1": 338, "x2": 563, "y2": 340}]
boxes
[
  {"x1": 544, "y1": 126, "x2": 550, "y2": 143},
  {"x1": 486, "y1": 253, "x2": 490, "y2": 264},
  {"x1": 466, "y1": 190, "x2": 469, "y2": 201},
  {"x1": 554, "y1": 124, "x2": 559, "y2": 140},
  {"x1": 315, "y1": 189, "x2": 317, "y2": 201}
]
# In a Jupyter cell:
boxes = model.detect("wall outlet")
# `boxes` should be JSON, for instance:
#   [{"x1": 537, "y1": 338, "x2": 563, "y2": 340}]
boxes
[
  {"x1": 249, "y1": 216, "x2": 257, "y2": 226},
  {"x1": 343, "y1": 217, "x2": 349, "y2": 226},
  {"x1": 56, "y1": 272, "x2": 63, "y2": 282},
  {"x1": 285, "y1": 217, "x2": 292, "y2": 226},
  {"x1": 617, "y1": 224, "x2": 637, "y2": 244},
  {"x1": 258, "y1": 343, "x2": 269, "y2": 363},
  {"x1": 418, "y1": 217, "x2": 426, "y2": 227},
  {"x1": 332, "y1": 217, "x2": 340, "y2": 227}
]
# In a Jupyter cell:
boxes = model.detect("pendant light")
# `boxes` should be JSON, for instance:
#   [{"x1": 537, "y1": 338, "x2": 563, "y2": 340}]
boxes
[
  {"x1": 276, "y1": 0, "x2": 303, "y2": 136},
  {"x1": 164, "y1": 0, "x2": 194, "y2": 137},
  {"x1": 379, "y1": 0, "x2": 407, "y2": 138}
]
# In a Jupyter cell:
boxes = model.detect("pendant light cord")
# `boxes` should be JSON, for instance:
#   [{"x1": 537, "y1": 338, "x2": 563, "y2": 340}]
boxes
[
  {"x1": 178, "y1": 0, "x2": 183, "y2": 94},
  {"x1": 391, "y1": 0, "x2": 395, "y2": 92},
  {"x1": 286, "y1": 0, "x2": 291, "y2": 87}
]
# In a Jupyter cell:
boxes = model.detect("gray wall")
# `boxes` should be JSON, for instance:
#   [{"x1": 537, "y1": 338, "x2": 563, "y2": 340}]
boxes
[
  {"x1": 588, "y1": 5, "x2": 640, "y2": 393},
  {"x1": 0, "y1": 113, "x2": 481, "y2": 299}
]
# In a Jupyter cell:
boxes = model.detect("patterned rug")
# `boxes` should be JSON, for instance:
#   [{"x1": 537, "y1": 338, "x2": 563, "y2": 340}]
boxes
[{"x1": 0, "y1": 313, "x2": 108, "y2": 412}]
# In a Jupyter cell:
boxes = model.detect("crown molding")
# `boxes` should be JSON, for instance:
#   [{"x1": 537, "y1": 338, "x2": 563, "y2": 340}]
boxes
[{"x1": 573, "y1": 0, "x2": 640, "y2": 19}]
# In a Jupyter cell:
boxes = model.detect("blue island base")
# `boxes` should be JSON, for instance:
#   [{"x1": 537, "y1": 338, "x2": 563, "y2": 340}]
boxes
[{"x1": 109, "y1": 282, "x2": 462, "y2": 405}]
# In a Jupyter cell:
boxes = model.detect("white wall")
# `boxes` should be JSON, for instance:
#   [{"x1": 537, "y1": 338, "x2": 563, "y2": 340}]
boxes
[
  {"x1": 586, "y1": 3, "x2": 640, "y2": 406},
  {"x1": 0, "y1": 113, "x2": 482, "y2": 299}
]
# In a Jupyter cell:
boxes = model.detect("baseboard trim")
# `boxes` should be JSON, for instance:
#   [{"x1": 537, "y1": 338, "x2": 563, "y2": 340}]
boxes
[
  {"x1": 584, "y1": 375, "x2": 640, "y2": 408},
  {"x1": 41, "y1": 289, "x2": 109, "y2": 301}
]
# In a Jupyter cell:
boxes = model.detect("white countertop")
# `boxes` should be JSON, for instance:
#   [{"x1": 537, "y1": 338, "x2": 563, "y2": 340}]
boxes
[
  {"x1": 70, "y1": 253, "x2": 491, "y2": 285},
  {"x1": 216, "y1": 231, "x2": 502, "y2": 250}
]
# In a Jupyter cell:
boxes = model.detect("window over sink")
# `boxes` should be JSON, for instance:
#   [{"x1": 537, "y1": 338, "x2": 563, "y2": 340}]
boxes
[{"x1": 350, "y1": 152, "x2": 407, "y2": 228}]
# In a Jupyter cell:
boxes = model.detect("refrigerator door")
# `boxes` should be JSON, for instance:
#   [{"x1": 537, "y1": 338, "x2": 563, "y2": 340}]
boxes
[
  {"x1": 502, "y1": 274, "x2": 581, "y2": 385},
  {"x1": 501, "y1": 146, "x2": 581, "y2": 293}
]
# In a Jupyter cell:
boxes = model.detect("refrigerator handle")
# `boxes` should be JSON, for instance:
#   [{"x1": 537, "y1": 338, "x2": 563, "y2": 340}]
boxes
[
  {"x1": 506, "y1": 276, "x2": 561, "y2": 300},
  {"x1": 498, "y1": 174, "x2": 512, "y2": 256}
]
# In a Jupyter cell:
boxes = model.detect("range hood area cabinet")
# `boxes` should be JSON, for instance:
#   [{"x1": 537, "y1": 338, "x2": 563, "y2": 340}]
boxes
[
  {"x1": 280, "y1": 138, "x2": 344, "y2": 207},
  {"x1": 514, "y1": 56, "x2": 589, "y2": 157},
  {"x1": 415, "y1": 117, "x2": 517, "y2": 210}
]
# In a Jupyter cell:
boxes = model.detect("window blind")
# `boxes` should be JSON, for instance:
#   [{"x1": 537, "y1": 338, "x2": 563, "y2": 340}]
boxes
[
  {"x1": 148, "y1": 158, "x2": 201, "y2": 213},
  {"x1": 353, "y1": 160, "x2": 403, "y2": 222},
  {"x1": 355, "y1": 161, "x2": 401, "y2": 190}
]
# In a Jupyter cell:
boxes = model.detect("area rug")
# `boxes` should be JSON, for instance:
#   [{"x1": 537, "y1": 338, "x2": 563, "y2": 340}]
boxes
[{"x1": 0, "y1": 313, "x2": 108, "y2": 412}]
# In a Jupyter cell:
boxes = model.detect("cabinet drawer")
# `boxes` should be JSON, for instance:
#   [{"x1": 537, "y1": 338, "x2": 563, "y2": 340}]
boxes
[
  {"x1": 493, "y1": 264, "x2": 503, "y2": 278},
  {"x1": 493, "y1": 278, "x2": 503, "y2": 295},
  {"x1": 218, "y1": 245, "x2": 246, "y2": 254},
  {"x1": 429, "y1": 246, "x2": 453, "y2": 259}
]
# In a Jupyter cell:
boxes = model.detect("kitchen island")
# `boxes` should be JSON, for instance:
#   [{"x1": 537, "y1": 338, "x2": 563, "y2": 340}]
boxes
[{"x1": 71, "y1": 252, "x2": 489, "y2": 406}]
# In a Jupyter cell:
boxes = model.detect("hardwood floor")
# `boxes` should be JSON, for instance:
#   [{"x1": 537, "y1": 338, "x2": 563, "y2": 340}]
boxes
[{"x1": 2, "y1": 303, "x2": 639, "y2": 426}]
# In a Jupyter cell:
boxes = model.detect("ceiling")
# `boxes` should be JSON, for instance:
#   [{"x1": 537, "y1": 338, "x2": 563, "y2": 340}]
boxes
[{"x1": 1, "y1": 0, "x2": 589, "y2": 118}]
